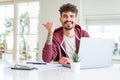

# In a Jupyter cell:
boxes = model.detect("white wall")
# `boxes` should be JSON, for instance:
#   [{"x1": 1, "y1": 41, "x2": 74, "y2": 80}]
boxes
[
  {"x1": 40, "y1": 0, "x2": 80, "y2": 27},
  {"x1": 39, "y1": 0, "x2": 80, "y2": 61},
  {"x1": 83, "y1": 0, "x2": 120, "y2": 20}
]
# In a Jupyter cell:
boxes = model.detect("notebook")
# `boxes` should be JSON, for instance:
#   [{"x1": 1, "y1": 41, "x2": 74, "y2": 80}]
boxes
[
  {"x1": 10, "y1": 64, "x2": 38, "y2": 70},
  {"x1": 63, "y1": 38, "x2": 114, "y2": 69}
]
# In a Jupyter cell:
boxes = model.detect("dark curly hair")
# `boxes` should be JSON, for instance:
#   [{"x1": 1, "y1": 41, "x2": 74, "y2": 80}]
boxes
[{"x1": 59, "y1": 3, "x2": 78, "y2": 17}]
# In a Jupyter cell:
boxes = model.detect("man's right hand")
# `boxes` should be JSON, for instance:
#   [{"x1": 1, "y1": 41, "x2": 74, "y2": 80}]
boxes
[
  {"x1": 43, "y1": 22, "x2": 55, "y2": 36},
  {"x1": 58, "y1": 57, "x2": 71, "y2": 64}
]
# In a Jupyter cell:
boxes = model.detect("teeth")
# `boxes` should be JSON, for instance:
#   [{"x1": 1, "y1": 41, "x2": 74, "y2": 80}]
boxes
[{"x1": 66, "y1": 22, "x2": 71, "y2": 25}]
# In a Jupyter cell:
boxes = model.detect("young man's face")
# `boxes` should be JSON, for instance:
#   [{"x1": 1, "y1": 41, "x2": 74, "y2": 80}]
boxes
[{"x1": 60, "y1": 11, "x2": 77, "y2": 30}]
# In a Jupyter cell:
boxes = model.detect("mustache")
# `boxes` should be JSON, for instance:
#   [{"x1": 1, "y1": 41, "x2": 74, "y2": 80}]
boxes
[{"x1": 64, "y1": 21, "x2": 73, "y2": 24}]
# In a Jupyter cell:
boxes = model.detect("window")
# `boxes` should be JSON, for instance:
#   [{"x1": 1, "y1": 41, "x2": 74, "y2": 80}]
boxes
[
  {"x1": 0, "y1": 4, "x2": 13, "y2": 59},
  {"x1": 0, "y1": 0, "x2": 40, "y2": 61},
  {"x1": 17, "y1": 1, "x2": 39, "y2": 61}
]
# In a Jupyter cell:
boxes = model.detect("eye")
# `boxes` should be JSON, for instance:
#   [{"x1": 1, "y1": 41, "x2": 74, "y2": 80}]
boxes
[
  {"x1": 62, "y1": 15, "x2": 68, "y2": 18},
  {"x1": 70, "y1": 15, "x2": 75, "y2": 18}
]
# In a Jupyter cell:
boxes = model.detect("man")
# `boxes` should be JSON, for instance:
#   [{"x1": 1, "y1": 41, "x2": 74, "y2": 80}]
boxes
[{"x1": 42, "y1": 3, "x2": 89, "y2": 64}]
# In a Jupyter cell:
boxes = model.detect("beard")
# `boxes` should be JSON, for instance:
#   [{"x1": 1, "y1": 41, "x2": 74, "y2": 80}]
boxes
[
  {"x1": 64, "y1": 26, "x2": 74, "y2": 30},
  {"x1": 63, "y1": 21, "x2": 75, "y2": 30}
]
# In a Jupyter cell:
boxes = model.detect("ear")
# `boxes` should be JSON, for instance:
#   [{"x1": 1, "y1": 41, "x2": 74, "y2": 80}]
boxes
[
  {"x1": 75, "y1": 17, "x2": 78, "y2": 23},
  {"x1": 60, "y1": 17, "x2": 62, "y2": 23},
  {"x1": 75, "y1": 16, "x2": 77, "y2": 21}
]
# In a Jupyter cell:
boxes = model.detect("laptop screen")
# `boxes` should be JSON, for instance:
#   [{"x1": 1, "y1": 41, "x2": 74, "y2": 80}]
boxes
[{"x1": 79, "y1": 38, "x2": 114, "y2": 69}]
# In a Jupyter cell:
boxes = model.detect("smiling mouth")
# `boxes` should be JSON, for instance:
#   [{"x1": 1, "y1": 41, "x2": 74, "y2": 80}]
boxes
[{"x1": 64, "y1": 21, "x2": 73, "y2": 24}]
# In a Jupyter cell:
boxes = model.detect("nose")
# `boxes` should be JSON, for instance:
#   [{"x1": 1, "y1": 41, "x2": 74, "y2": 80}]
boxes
[{"x1": 66, "y1": 16, "x2": 71, "y2": 21}]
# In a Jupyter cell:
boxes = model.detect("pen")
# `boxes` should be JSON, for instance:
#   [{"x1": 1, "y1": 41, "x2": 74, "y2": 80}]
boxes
[{"x1": 27, "y1": 62, "x2": 47, "y2": 65}]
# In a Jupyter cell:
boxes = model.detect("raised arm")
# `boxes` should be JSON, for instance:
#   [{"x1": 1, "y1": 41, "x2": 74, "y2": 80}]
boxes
[{"x1": 42, "y1": 22, "x2": 56, "y2": 62}]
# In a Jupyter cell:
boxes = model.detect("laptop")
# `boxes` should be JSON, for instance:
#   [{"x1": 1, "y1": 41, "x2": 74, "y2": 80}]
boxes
[{"x1": 63, "y1": 38, "x2": 114, "y2": 69}]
